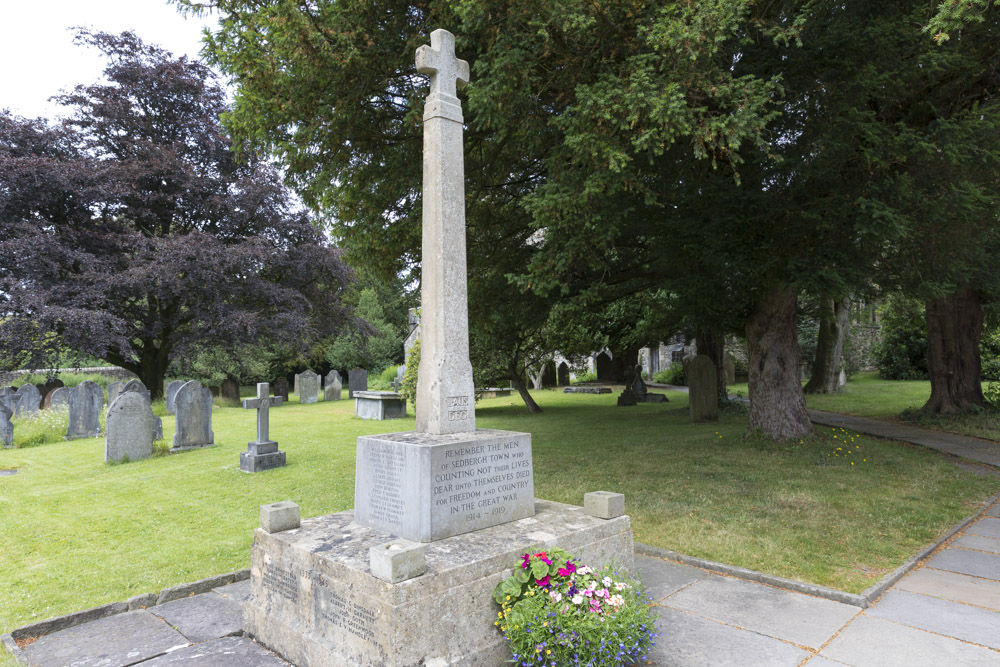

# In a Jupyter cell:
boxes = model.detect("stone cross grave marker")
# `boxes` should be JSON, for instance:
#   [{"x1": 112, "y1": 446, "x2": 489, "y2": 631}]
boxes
[
  {"x1": 105, "y1": 392, "x2": 154, "y2": 463},
  {"x1": 0, "y1": 397, "x2": 12, "y2": 448},
  {"x1": 297, "y1": 370, "x2": 320, "y2": 404},
  {"x1": 172, "y1": 381, "x2": 214, "y2": 452},
  {"x1": 240, "y1": 382, "x2": 286, "y2": 472},
  {"x1": 66, "y1": 381, "x2": 103, "y2": 439},
  {"x1": 324, "y1": 370, "x2": 342, "y2": 401},
  {"x1": 414, "y1": 29, "x2": 476, "y2": 435},
  {"x1": 13, "y1": 384, "x2": 41, "y2": 419},
  {"x1": 165, "y1": 380, "x2": 185, "y2": 414}
]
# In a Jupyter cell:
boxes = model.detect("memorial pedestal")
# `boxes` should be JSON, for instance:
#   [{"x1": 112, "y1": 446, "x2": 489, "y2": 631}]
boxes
[
  {"x1": 354, "y1": 391, "x2": 407, "y2": 421},
  {"x1": 240, "y1": 440, "x2": 286, "y2": 473},
  {"x1": 242, "y1": 500, "x2": 634, "y2": 667}
]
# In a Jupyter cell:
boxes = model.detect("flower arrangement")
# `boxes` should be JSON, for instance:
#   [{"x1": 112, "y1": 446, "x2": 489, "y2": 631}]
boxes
[{"x1": 492, "y1": 547, "x2": 656, "y2": 666}]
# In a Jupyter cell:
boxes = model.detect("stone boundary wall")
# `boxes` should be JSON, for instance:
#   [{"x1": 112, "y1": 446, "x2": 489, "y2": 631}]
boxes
[{"x1": 0, "y1": 367, "x2": 136, "y2": 385}]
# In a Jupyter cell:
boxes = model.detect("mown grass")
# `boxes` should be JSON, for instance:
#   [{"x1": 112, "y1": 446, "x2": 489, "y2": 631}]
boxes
[
  {"x1": 0, "y1": 388, "x2": 996, "y2": 641},
  {"x1": 730, "y1": 371, "x2": 1000, "y2": 441}
]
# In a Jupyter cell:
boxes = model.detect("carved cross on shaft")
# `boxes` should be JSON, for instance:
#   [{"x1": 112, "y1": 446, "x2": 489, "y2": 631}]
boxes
[
  {"x1": 242, "y1": 382, "x2": 283, "y2": 444},
  {"x1": 415, "y1": 29, "x2": 470, "y2": 100}
]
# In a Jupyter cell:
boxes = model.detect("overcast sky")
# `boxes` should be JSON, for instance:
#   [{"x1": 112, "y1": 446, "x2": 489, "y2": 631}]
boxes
[{"x1": 1, "y1": 0, "x2": 219, "y2": 120}]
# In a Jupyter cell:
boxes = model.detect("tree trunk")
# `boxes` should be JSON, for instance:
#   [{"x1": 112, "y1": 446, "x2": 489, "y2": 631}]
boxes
[
  {"x1": 922, "y1": 287, "x2": 986, "y2": 414},
  {"x1": 746, "y1": 286, "x2": 813, "y2": 441},
  {"x1": 509, "y1": 364, "x2": 542, "y2": 413},
  {"x1": 609, "y1": 348, "x2": 639, "y2": 383},
  {"x1": 696, "y1": 329, "x2": 727, "y2": 402},
  {"x1": 804, "y1": 297, "x2": 850, "y2": 394}
]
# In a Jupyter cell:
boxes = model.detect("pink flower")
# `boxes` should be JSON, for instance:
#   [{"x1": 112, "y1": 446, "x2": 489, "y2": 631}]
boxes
[
  {"x1": 534, "y1": 551, "x2": 552, "y2": 565},
  {"x1": 596, "y1": 588, "x2": 608, "y2": 598},
  {"x1": 558, "y1": 562, "x2": 577, "y2": 577},
  {"x1": 520, "y1": 553, "x2": 531, "y2": 570},
  {"x1": 536, "y1": 575, "x2": 551, "y2": 588}
]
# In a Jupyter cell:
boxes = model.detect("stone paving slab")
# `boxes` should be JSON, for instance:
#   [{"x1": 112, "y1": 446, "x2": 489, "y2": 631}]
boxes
[
  {"x1": 212, "y1": 579, "x2": 251, "y2": 605},
  {"x1": 635, "y1": 555, "x2": 706, "y2": 601},
  {"x1": 140, "y1": 637, "x2": 290, "y2": 666},
  {"x1": 650, "y1": 607, "x2": 809, "y2": 666},
  {"x1": 663, "y1": 575, "x2": 860, "y2": 649},
  {"x1": 150, "y1": 592, "x2": 243, "y2": 643},
  {"x1": 925, "y1": 546, "x2": 1000, "y2": 580},
  {"x1": 893, "y1": 567, "x2": 1000, "y2": 611},
  {"x1": 967, "y1": 517, "x2": 1000, "y2": 539},
  {"x1": 819, "y1": 615, "x2": 1000, "y2": 666},
  {"x1": 866, "y1": 589, "x2": 1000, "y2": 650},
  {"x1": 802, "y1": 658, "x2": 850, "y2": 666},
  {"x1": 988, "y1": 504, "x2": 1000, "y2": 518},
  {"x1": 953, "y1": 533, "x2": 1000, "y2": 554},
  {"x1": 19, "y1": 609, "x2": 189, "y2": 667}
]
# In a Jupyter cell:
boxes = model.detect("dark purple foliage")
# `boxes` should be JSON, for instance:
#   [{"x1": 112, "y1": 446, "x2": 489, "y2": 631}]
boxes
[{"x1": 0, "y1": 30, "x2": 353, "y2": 396}]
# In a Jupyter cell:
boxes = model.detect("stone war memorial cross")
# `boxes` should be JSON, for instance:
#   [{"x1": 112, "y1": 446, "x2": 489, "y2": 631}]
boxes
[
  {"x1": 243, "y1": 30, "x2": 633, "y2": 667},
  {"x1": 239, "y1": 382, "x2": 286, "y2": 473}
]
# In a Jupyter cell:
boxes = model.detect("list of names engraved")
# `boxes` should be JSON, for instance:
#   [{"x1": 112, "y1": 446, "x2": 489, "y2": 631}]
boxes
[
  {"x1": 263, "y1": 565, "x2": 299, "y2": 603},
  {"x1": 366, "y1": 442, "x2": 405, "y2": 528}
]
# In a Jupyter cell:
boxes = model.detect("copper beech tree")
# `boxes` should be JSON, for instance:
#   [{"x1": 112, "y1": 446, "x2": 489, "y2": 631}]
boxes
[{"x1": 0, "y1": 31, "x2": 354, "y2": 397}]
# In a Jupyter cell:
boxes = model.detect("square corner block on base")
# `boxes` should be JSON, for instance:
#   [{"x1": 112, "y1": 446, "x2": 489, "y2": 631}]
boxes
[
  {"x1": 241, "y1": 450, "x2": 287, "y2": 473},
  {"x1": 242, "y1": 499, "x2": 634, "y2": 667},
  {"x1": 370, "y1": 540, "x2": 427, "y2": 583},
  {"x1": 354, "y1": 429, "x2": 534, "y2": 543},
  {"x1": 260, "y1": 501, "x2": 300, "y2": 533},
  {"x1": 584, "y1": 491, "x2": 625, "y2": 519}
]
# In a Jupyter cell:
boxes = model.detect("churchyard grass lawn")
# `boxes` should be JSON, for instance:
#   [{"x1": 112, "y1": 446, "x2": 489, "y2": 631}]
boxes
[
  {"x1": 729, "y1": 371, "x2": 1000, "y2": 441},
  {"x1": 0, "y1": 388, "x2": 997, "y2": 644}
]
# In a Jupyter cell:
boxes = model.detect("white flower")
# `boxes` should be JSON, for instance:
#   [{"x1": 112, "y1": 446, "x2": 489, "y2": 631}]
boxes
[
  {"x1": 577, "y1": 566, "x2": 592, "y2": 575},
  {"x1": 596, "y1": 588, "x2": 608, "y2": 598},
  {"x1": 602, "y1": 576, "x2": 613, "y2": 587},
  {"x1": 609, "y1": 594, "x2": 624, "y2": 608},
  {"x1": 587, "y1": 581, "x2": 598, "y2": 591},
  {"x1": 549, "y1": 591, "x2": 562, "y2": 603},
  {"x1": 572, "y1": 595, "x2": 584, "y2": 605},
  {"x1": 614, "y1": 582, "x2": 630, "y2": 591}
]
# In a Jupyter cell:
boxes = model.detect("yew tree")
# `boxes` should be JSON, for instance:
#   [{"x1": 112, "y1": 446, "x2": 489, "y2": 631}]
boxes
[{"x1": 0, "y1": 31, "x2": 353, "y2": 397}]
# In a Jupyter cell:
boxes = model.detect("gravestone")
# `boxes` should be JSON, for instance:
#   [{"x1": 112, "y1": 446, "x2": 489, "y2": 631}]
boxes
[
  {"x1": 13, "y1": 384, "x2": 41, "y2": 418},
  {"x1": 221, "y1": 378, "x2": 240, "y2": 403},
  {"x1": 122, "y1": 379, "x2": 151, "y2": 403},
  {"x1": 152, "y1": 415, "x2": 163, "y2": 441},
  {"x1": 38, "y1": 379, "x2": 64, "y2": 404},
  {"x1": 245, "y1": 32, "x2": 628, "y2": 667},
  {"x1": 689, "y1": 354, "x2": 719, "y2": 422},
  {"x1": 617, "y1": 366, "x2": 638, "y2": 407},
  {"x1": 353, "y1": 391, "x2": 406, "y2": 420},
  {"x1": 272, "y1": 377, "x2": 290, "y2": 402},
  {"x1": 297, "y1": 370, "x2": 320, "y2": 404},
  {"x1": 172, "y1": 381, "x2": 214, "y2": 452},
  {"x1": 165, "y1": 380, "x2": 185, "y2": 415},
  {"x1": 0, "y1": 398, "x2": 12, "y2": 448},
  {"x1": 557, "y1": 361, "x2": 570, "y2": 386},
  {"x1": 632, "y1": 364, "x2": 667, "y2": 404},
  {"x1": 595, "y1": 351, "x2": 612, "y2": 381},
  {"x1": 0, "y1": 387, "x2": 14, "y2": 413},
  {"x1": 348, "y1": 368, "x2": 367, "y2": 399},
  {"x1": 65, "y1": 381, "x2": 103, "y2": 439},
  {"x1": 44, "y1": 387, "x2": 70, "y2": 410},
  {"x1": 324, "y1": 370, "x2": 342, "y2": 402},
  {"x1": 106, "y1": 382, "x2": 124, "y2": 408},
  {"x1": 681, "y1": 353, "x2": 696, "y2": 384},
  {"x1": 105, "y1": 392, "x2": 154, "y2": 463},
  {"x1": 293, "y1": 373, "x2": 300, "y2": 397},
  {"x1": 723, "y1": 352, "x2": 736, "y2": 386},
  {"x1": 240, "y1": 383, "x2": 285, "y2": 473},
  {"x1": 838, "y1": 368, "x2": 848, "y2": 388}
]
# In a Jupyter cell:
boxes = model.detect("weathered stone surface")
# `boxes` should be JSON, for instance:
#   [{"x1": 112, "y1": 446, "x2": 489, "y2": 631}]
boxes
[
  {"x1": 65, "y1": 380, "x2": 103, "y2": 439},
  {"x1": 221, "y1": 378, "x2": 241, "y2": 402},
  {"x1": 354, "y1": 428, "x2": 534, "y2": 542},
  {"x1": 688, "y1": 354, "x2": 719, "y2": 422},
  {"x1": 413, "y1": 30, "x2": 476, "y2": 436},
  {"x1": 293, "y1": 373, "x2": 300, "y2": 397},
  {"x1": 156, "y1": 570, "x2": 249, "y2": 605},
  {"x1": 214, "y1": 579, "x2": 253, "y2": 605},
  {"x1": 106, "y1": 381, "x2": 124, "y2": 407},
  {"x1": 0, "y1": 387, "x2": 14, "y2": 413},
  {"x1": 563, "y1": 386, "x2": 612, "y2": 394},
  {"x1": 273, "y1": 377, "x2": 290, "y2": 401},
  {"x1": 141, "y1": 636, "x2": 291, "y2": 666},
  {"x1": 105, "y1": 391, "x2": 154, "y2": 463},
  {"x1": 651, "y1": 607, "x2": 808, "y2": 666},
  {"x1": 13, "y1": 383, "x2": 41, "y2": 418},
  {"x1": 152, "y1": 415, "x2": 163, "y2": 441},
  {"x1": 324, "y1": 370, "x2": 342, "y2": 401},
  {"x1": 261, "y1": 501, "x2": 300, "y2": 533},
  {"x1": 584, "y1": 491, "x2": 625, "y2": 519},
  {"x1": 967, "y1": 516, "x2": 1000, "y2": 539},
  {"x1": 348, "y1": 368, "x2": 367, "y2": 399},
  {"x1": 297, "y1": 369, "x2": 320, "y2": 404},
  {"x1": 241, "y1": 383, "x2": 286, "y2": 473},
  {"x1": 243, "y1": 499, "x2": 633, "y2": 667},
  {"x1": 151, "y1": 592, "x2": 244, "y2": 643},
  {"x1": 822, "y1": 614, "x2": 1000, "y2": 666},
  {"x1": 165, "y1": 380, "x2": 185, "y2": 414},
  {"x1": 44, "y1": 386, "x2": 69, "y2": 410},
  {"x1": 172, "y1": 380, "x2": 214, "y2": 451},
  {"x1": 369, "y1": 539, "x2": 427, "y2": 584},
  {"x1": 617, "y1": 366, "x2": 638, "y2": 407},
  {"x1": 925, "y1": 546, "x2": 1000, "y2": 580},
  {"x1": 122, "y1": 378, "x2": 150, "y2": 403},
  {"x1": 634, "y1": 555, "x2": 707, "y2": 601},
  {"x1": 866, "y1": 589, "x2": 1000, "y2": 649},
  {"x1": 894, "y1": 567, "x2": 1000, "y2": 611},
  {"x1": 0, "y1": 398, "x2": 12, "y2": 448},
  {"x1": 953, "y1": 533, "x2": 1000, "y2": 554},
  {"x1": 354, "y1": 390, "x2": 407, "y2": 420},
  {"x1": 664, "y1": 575, "x2": 859, "y2": 649},
  {"x1": 19, "y1": 609, "x2": 188, "y2": 667}
]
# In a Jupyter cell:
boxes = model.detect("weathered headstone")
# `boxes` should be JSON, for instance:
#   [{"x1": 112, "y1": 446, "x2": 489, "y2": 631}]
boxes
[
  {"x1": 297, "y1": 370, "x2": 320, "y2": 404},
  {"x1": 0, "y1": 387, "x2": 14, "y2": 413},
  {"x1": 617, "y1": 366, "x2": 638, "y2": 407},
  {"x1": 172, "y1": 381, "x2": 214, "y2": 452},
  {"x1": 44, "y1": 387, "x2": 70, "y2": 410},
  {"x1": 324, "y1": 370, "x2": 342, "y2": 402},
  {"x1": 106, "y1": 382, "x2": 124, "y2": 408},
  {"x1": 348, "y1": 368, "x2": 367, "y2": 399},
  {"x1": 838, "y1": 368, "x2": 848, "y2": 388},
  {"x1": 13, "y1": 384, "x2": 41, "y2": 418},
  {"x1": 0, "y1": 398, "x2": 12, "y2": 448},
  {"x1": 688, "y1": 354, "x2": 719, "y2": 422},
  {"x1": 65, "y1": 381, "x2": 103, "y2": 439},
  {"x1": 152, "y1": 415, "x2": 163, "y2": 441},
  {"x1": 723, "y1": 352, "x2": 736, "y2": 386},
  {"x1": 681, "y1": 353, "x2": 696, "y2": 385},
  {"x1": 240, "y1": 383, "x2": 285, "y2": 473},
  {"x1": 105, "y1": 392, "x2": 154, "y2": 463},
  {"x1": 293, "y1": 373, "x2": 300, "y2": 397},
  {"x1": 38, "y1": 379, "x2": 64, "y2": 404},
  {"x1": 121, "y1": 379, "x2": 151, "y2": 403},
  {"x1": 272, "y1": 377, "x2": 290, "y2": 402},
  {"x1": 557, "y1": 362, "x2": 570, "y2": 386},
  {"x1": 221, "y1": 378, "x2": 240, "y2": 403},
  {"x1": 632, "y1": 364, "x2": 647, "y2": 395},
  {"x1": 165, "y1": 380, "x2": 185, "y2": 415}
]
